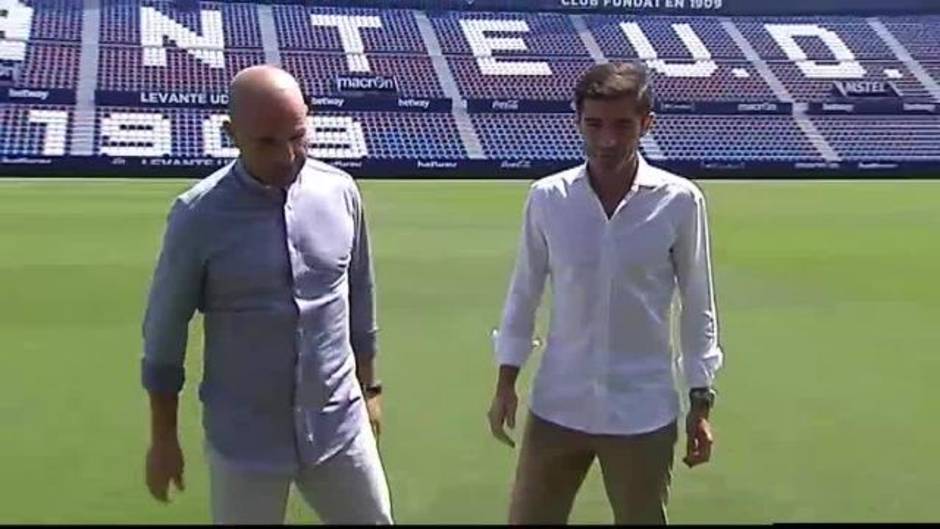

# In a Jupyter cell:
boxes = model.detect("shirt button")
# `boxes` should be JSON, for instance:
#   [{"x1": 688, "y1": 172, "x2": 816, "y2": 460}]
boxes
[{"x1": 306, "y1": 433, "x2": 314, "y2": 443}]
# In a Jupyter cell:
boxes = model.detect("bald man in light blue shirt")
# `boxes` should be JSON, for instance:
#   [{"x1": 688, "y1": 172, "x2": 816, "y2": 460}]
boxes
[{"x1": 141, "y1": 65, "x2": 392, "y2": 524}]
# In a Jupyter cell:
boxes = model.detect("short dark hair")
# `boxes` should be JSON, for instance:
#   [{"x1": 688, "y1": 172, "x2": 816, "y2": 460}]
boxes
[{"x1": 574, "y1": 61, "x2": 654, "y2": 115}]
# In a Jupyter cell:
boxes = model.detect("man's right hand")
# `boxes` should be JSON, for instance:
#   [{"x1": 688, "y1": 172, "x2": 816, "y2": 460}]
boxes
[
  {"x1": 487, "y1": 387, "x2": 518, "y2": 448},
  {"x1": 146, "y1": 437, "x2": 185, "y2": 503}
]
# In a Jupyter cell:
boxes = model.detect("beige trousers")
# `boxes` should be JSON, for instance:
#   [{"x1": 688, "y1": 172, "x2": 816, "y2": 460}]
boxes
[{"x1": 509, "y1": 411, "x2": 678, "y2": 525}]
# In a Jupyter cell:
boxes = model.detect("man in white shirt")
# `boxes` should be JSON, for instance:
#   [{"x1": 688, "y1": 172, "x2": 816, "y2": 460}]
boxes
[{"x1": 488, "y1": 61, "x2": 724, "y2": 525}]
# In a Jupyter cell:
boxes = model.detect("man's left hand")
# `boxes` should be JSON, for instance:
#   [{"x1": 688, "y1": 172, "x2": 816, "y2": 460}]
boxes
[
  {"x1": 683, "y1": 412, "x2": 713, "y2": 468},
  {"x1": 365, "y1": 393, "x2": 382, "y2": 439}
]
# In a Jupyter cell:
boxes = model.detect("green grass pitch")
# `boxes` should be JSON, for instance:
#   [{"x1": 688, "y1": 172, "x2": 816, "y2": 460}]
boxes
[{"x1": 0, "y1": 177, "x2": 938, "y2": 523}]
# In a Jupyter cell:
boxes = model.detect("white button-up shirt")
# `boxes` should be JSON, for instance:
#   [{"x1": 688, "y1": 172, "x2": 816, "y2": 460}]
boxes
[{"x1": 495, "y1": 155, "x2": 724, "y2": 435}]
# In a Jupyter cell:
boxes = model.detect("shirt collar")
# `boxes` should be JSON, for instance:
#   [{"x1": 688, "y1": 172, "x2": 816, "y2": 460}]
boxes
[
  {"x1": 232, "y1": 158, "x2": 299, "y2": 199},
  {"x1": 574, "y1": 152, "x2": 663, "y2": 189},
  {"x1": 634, "y1": 153, "x2": 664, "y2": 188}
]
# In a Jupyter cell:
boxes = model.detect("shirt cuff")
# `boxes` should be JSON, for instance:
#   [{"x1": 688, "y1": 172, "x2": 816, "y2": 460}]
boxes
[
  {"x1": 683, "y1": 345, "x2": 724, "y2": 389},
  {"x1": 351, "y1": 331, "x2": 378, "y2": 362},
  {"x1": 494, "y1": 334, "x2": 534, "y2": 367},
  {"x1": 141, "y1": 358, "x2": 185, "y2": 394}
]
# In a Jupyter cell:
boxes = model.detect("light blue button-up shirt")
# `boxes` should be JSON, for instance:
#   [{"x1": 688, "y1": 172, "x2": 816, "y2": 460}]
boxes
[{"x1": 141, "y1": 158, "x2": 378, "y2": 473}]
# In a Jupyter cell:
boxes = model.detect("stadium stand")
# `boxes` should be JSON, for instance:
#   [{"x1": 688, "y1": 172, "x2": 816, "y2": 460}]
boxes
[
  {"x1": 101, "y1": 0, "x2": 263, "y2": 48},
  {"x1": 98, "y1": 47, "x2": 265, "y2": 92},
  {"x1": 1, "y1": 105, "x2": 72, "y2": 157},
  {"x1": 1, "y1": 0, "x2": 938, "y2": 177},
  {"x1": 9, "y1": 43, "x2": 81, "y2": 89},
  {"x1": 274, "y1": 5, "x2": 426, "y2": 53},
  {"x1": 880, "y1": 16, "x2": 940, "y2": 60},
  {"x1": 282, "y1": 52, "x2": 444, "y2": 98},
  {"x1": 585, "y1": 15, "x2": 746, "y2": 59},
  {"x1": 767, "y1": 60, "x2": 934, "y2": 102},
  {"x1": 733, "y1": 18, "x2": 896, "y2": 60},
  {"x1": 810, "y1": 116, "x2": 940, "y2": 160},
  {"x1": 652, "y1": 115, "x2": 820, "y2": 161},
  {"x1": 429, "y1": 11, "x2": 589, "y2": 57}
]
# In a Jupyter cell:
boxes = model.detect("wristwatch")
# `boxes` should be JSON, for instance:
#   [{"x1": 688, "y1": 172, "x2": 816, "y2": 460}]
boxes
[
  {"x1": 362, "y1": 381, "x2": 383, "y2": 398},
  {"x1": 689, "y1": 387, "x2": 716, "y2": 409}
]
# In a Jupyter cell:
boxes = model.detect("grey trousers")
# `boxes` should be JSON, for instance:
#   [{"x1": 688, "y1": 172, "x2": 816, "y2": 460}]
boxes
[{"x1": 206, "y1": 424, "x2": 393, "y2": 525}]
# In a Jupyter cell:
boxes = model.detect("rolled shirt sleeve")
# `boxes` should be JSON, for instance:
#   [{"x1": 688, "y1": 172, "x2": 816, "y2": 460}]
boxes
[
  {"x1": 141, "y1": 198, "x2": 204, "y2": 394},
  {"x1": 672, "y1": 186, "x2": 724, "y2": 389},
  {"x1": 495, "y1": 187, "x2": 549, "y2": 368},
  {"x1": 348, "y1": 188, "x2": 378, "y2": 361}
]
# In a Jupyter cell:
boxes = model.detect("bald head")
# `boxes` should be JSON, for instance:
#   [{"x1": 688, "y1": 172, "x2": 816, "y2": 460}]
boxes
[
  {"x1": 228, "y1": 65, "x2": 306, "y2": 120},
  {"x1": 225, "y1": 65, "x2": 310, "y2": 188}
]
